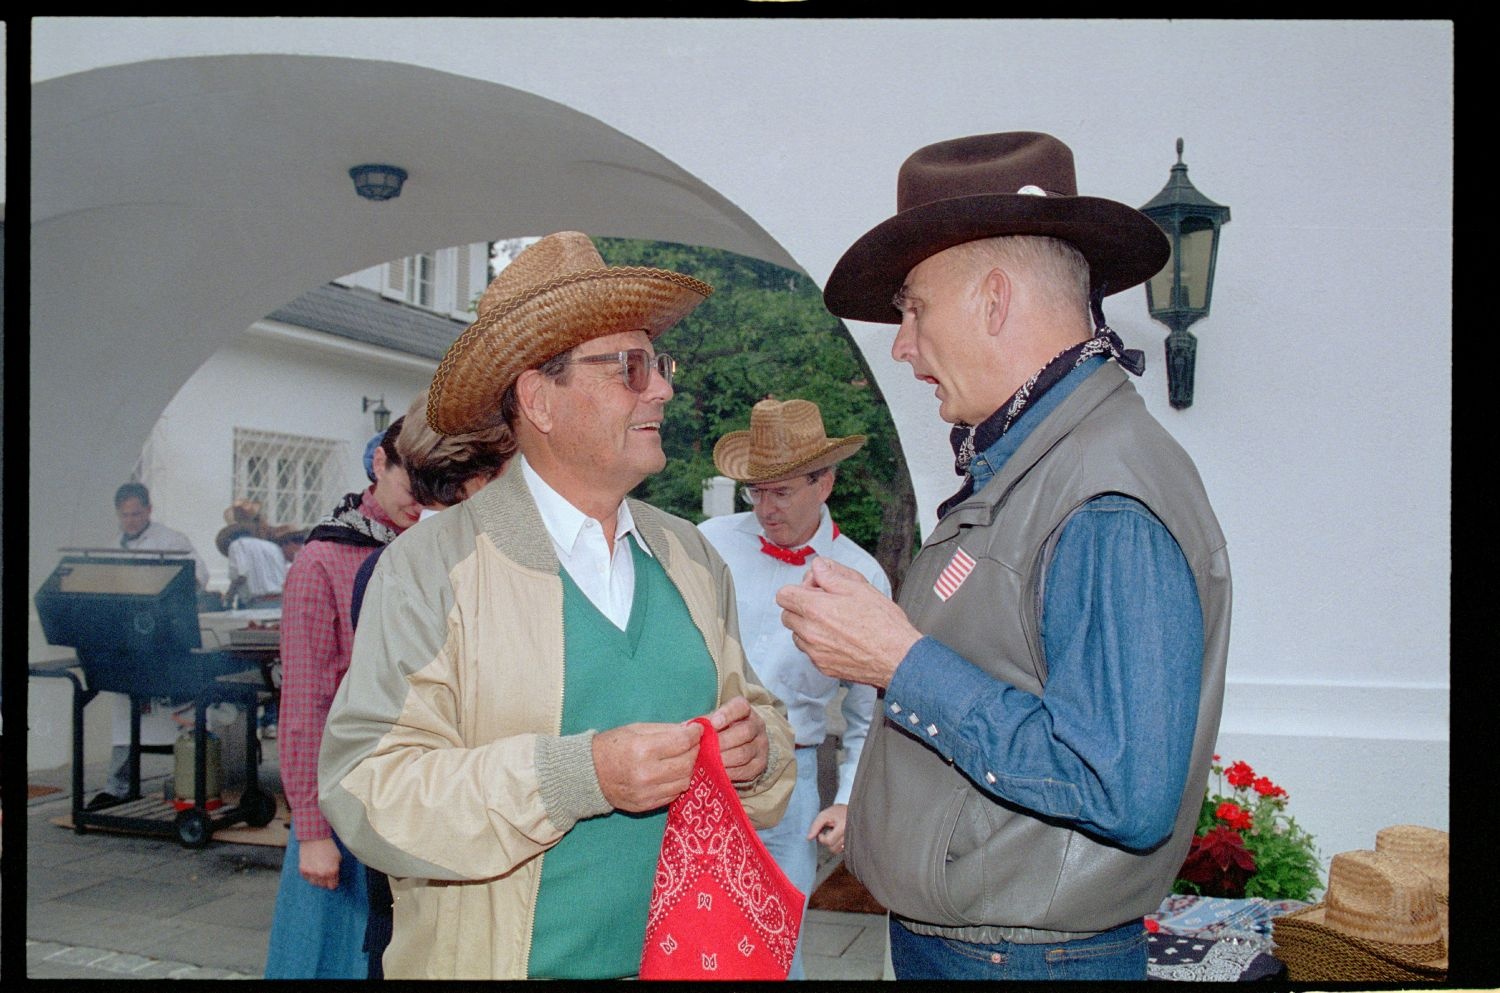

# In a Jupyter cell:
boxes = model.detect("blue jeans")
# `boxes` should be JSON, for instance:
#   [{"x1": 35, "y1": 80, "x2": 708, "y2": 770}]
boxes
[
  {"x1": 264, "y1": 827, "x2": 370, "y2": 978},
  {"x1": 755, "y1": 747, "x2": 820, "y2": 980},
  {"x1": 889, "y1": 916, "x2": 1148, "y2": 981}
]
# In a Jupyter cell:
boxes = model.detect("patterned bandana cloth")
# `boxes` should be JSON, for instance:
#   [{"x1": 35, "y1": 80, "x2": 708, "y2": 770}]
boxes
[
  {"x1": 640, "y1": 717, "x2": 804, "y2": 980},
  {"x1": 936, "y1": 321, "x2": 1144, "y2": 519},
  {"x1": 306, "y1": 490, "x2": 401, "y2": 548}
]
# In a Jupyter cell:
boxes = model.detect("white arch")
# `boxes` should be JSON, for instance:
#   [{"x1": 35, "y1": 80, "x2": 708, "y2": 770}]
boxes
[{"x1": 30, "y1": 53, "x2": 805, "y2": 597}]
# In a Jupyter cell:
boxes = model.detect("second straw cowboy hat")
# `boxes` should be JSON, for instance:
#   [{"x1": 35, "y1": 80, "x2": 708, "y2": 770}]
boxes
[
  {"x1": 1271, "y1": 849, "x2": 1448, "y2": 982},
  {"x1": 712, "y1": 399, "x2": 866, "y2": 484},
  {"x1": 1375, "y1": 823, "x2": 1448, "y2": 904},
  {"x1": 426, "y1": 231, "x2": 713, "y2": 435},
  {"x1": 823, "y1": 131, "x2": 1169, "y2": 324}
]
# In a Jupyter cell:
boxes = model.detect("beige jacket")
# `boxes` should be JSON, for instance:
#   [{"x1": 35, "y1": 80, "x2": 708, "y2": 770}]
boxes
[{"x1": 319, "y1": 466, "x2": 795, "y2": 978}]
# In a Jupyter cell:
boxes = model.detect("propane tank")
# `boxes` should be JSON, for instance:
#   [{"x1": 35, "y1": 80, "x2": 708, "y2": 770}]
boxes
[{"x1": 173, "y1": 729, "x2": 223, "y2": 811}]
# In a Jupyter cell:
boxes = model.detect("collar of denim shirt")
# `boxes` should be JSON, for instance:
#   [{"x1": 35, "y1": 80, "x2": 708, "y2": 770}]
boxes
[{"x1": 966, "y1": 354, "x2": 1109, "y2": 492}]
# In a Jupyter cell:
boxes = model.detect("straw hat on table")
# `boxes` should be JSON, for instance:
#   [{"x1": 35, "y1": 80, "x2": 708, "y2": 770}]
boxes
[{"x1": 1272, "y1": 848, "x2": 1447, "y2": 982}]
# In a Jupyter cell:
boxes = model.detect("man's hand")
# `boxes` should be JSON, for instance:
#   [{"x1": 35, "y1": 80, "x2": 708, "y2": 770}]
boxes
[
  {"x1": 776, "y1": 557, "x2": 922, "y2": 688},
  {"x1": 299, "y1": 836, "x2": 342, "y2": 890},
  {"x1": 707, "y1": 695, "x2": 769, "y2": 784},
  {"x1": 593, "y1": 721, "x2": 703, "y2": 812},
  {"x1": 806, "y1": 803, "x2": 848, "y2": 853}
]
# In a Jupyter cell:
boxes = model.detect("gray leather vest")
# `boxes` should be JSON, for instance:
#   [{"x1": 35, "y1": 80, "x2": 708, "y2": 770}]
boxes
[{"x1": 844, "y1": 362, "x2": 1231, "y2": 942}]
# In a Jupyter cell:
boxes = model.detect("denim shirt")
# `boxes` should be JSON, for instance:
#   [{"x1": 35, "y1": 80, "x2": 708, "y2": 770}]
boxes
[{"x1": 885, "y1": 358, "x2": 1204, "y2": 851}]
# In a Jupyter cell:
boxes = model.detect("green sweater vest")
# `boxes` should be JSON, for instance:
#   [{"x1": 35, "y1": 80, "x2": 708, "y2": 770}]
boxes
[{"x1": 527, "y1": 537, "x2": 718, "y2": 978}]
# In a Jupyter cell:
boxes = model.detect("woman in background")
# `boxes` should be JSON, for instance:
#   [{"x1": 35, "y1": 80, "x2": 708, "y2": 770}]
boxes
[{"x1": 263, "y1": 417, "x2": 418, "y2": 979}]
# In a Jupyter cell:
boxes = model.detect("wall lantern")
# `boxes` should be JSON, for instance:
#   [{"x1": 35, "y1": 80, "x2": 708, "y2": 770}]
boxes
[
  {"x1": 348, "y1": 164, "x2": 408, "y2": 202},
  {"x1": 1139, "y1": 139, "x2": 1231, "y2": 409},
  {"x1": 362, "y1": 395, "x2": 391, "y2": 433}
]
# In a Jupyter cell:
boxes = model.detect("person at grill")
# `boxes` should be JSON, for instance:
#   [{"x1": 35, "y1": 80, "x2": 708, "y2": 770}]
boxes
[
  {"x1": 777, "y1": 132, "x2": 1231, "y2": 981},
  {"x1": 263, "y1": 416, "x2": 420, "y2": 979},
  {"x1": 215, "y1": 500, "x2": 289, "y2": 609},
  {"x1": 91, "y1": 482, "x2": 210, "y2": 811},
  {"x1": 347, "y1": 390, "x2": 516, "y2": 980},
  {"x1": 319, "y1": 230, "x2": 795, "y2": 980},
  {"x1": 697, "y1": 397, "x2": 890, "y2": 979}
]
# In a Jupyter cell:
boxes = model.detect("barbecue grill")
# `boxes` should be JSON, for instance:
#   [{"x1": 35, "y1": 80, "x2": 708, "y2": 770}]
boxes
[{"x1": 32, "y1": 551, "x2": 279, "y2": 846}]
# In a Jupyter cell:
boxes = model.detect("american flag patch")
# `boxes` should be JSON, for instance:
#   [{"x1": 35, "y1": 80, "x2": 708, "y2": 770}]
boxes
[{"x1": 933, "y1": 547, "x2": 976, "y2": 601}]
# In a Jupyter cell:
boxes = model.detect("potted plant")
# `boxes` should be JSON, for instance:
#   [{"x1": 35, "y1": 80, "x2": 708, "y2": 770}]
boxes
[{"x1": 1173, "y1": 756, "x2": 1323, "y2": 902}]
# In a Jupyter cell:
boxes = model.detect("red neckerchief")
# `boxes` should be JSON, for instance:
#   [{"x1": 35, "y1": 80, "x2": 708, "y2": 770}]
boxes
[{"x1": 758, "y1": 523, "x2": 839, "y2": 567}]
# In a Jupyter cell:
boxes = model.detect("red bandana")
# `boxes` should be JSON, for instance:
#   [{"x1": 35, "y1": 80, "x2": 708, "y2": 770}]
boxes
[
  {"x1": 640, "y1": 717, "x2": 805, "y2": 980},
  {"x1": 758, "y1": 523, "x2": 839, "y2": 567}
]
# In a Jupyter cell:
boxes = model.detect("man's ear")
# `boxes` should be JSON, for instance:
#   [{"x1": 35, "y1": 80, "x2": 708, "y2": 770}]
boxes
[
  {"x1": 816, "y1": 468, "x2": 837, "y2": 503},
  {"x1": 515, "y1": 369, "x2": 553, "y2": 434},
  {"x1": 981, "y1": 266, "x2": 1012, "y2": 337}
]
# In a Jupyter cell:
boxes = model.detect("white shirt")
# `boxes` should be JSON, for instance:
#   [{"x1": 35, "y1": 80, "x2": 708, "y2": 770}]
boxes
[
  {"x1": 697, "y1": 507, "x2": 891, "y2": 805},
  {"x1": 519, "y1": 455, "x2": 653, "y2": 631},
  {"x1": 227, "y1": 534, "x2": 289, "y2": 599},
  {"x1": 120, "y1": 519, "x2": 208, "y2": 590}
]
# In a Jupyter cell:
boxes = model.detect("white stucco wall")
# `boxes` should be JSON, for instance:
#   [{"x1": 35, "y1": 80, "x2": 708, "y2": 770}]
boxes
[
  {"x1": 29, "y1": 19, "x2": 1451, "y2": 871},
  {"x1": 143, "y1": 327, "x2": 438, "y2": 591}
]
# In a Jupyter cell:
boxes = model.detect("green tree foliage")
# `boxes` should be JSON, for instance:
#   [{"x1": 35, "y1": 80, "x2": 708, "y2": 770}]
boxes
[{"x1": 593, "y1": 237, "x2": 916, "y2": 591}]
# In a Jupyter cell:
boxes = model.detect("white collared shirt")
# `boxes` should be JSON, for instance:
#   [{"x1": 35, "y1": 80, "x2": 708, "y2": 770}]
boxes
[
  {"x1": 519, "y1": 455, "x2": 653, "y2": 631},
  {"x1": 697, "y1": 507, "x2": 891, "y2": 804}
]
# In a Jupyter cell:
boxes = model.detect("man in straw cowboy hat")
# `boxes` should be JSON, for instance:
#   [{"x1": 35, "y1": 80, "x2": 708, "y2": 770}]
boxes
[
  {"x1": 699, "y1": 397, "x2": 891, "y2": 978},
  {"x1": 777, "y1": 132, "x2": 1232, "y2": 980},
  {"x1": 319, "y1": 231, "x2": 795, "y2": 980}
]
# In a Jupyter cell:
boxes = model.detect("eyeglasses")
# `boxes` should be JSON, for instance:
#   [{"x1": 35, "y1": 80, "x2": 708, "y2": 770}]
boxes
[
  {"x1": 740, "y1": 473, "x2": 824, "y2": 507},
  {"x1": 564, "y1": 348, "x2": 675, "y2": 393}
]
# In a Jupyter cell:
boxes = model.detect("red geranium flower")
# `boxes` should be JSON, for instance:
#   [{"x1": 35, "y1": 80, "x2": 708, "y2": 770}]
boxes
[
  {"x1": 1178, "y1": 826, "x2": 1257, "y2": 898},
  {"x1": 1225, "y1": 761, "x2": 1255, "y2": 788},
  {"x1": 1252, "y1": 776, "x2": 1287, "y2": 798},
  {"x1": 1216, "y1": 801, "x2": 1253, "y2": 831}
]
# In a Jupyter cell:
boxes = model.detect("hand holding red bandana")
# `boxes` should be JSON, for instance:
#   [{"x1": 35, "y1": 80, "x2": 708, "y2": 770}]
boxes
[
  {"x1": 776, "y1": 557, "x2": 921, "y2": 689},
  {"x1": 593, "y1": 720, "x2": 703, "y2": 812},
  {"x1": 706, "y1": 695, "x2": 769, "y2": 785},
  {"x1": 641, "y1": 717, "x2": 804, "y2": 980}
]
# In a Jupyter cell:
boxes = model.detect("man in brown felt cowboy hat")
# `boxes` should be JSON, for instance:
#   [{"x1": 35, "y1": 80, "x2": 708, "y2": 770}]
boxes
[
  {"x1": 698, "y1": 398, "x2": 891, "y2": 978},
  {"x1": 778, "y1": 132, "x2": 1232, "y2": 980},
  {"x1": 319, "y1": 231, "x2": 794, "y2": 980}
]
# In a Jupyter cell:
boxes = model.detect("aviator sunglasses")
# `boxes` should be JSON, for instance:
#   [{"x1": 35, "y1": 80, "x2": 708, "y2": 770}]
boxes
[{"x1": 564, "y1": 348, "x2": 676, "y2": 393}]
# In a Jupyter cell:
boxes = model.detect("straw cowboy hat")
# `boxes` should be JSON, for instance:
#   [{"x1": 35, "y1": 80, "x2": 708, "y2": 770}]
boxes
[
  {"x1": 1271, "y1": 849, "x2": 1447, "y2": 982},
  {"x1": 712, "y1": 398, "x2": 866, "y2": 484},
  {"x1": 223, "y1": 499, "x2": 264, "y2": 528},
  {"x1": 823, "y1": 131, "x2": 1170, "y2": 324},
  {"x1": 217, "y1": 499, "x2": 269, "y2": 555},
  {"x1": 215, "y1": 523, "x2": 255, "y2": 558},
  {"x1": 1375, "y1": 824, "x2": 1448, "y2": 904},
  {"x1": 426, "y1": 231, "x2": 713, "y2": 435}
]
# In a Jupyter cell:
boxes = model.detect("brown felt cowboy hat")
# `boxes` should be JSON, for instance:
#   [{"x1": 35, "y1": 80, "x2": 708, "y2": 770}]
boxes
[
  {"x1": 426, "y1": 231, "x2": 713, "y2": 435},
  {"x1": 824, "y1": 131, "x2": 1169, "y2": 324},
  {"x1": 713, "y1": 398, "x2": 866, "y2": 484},
  {"x1": 1271, "y1": 849, "x2": 1447, "y2": 983}
]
